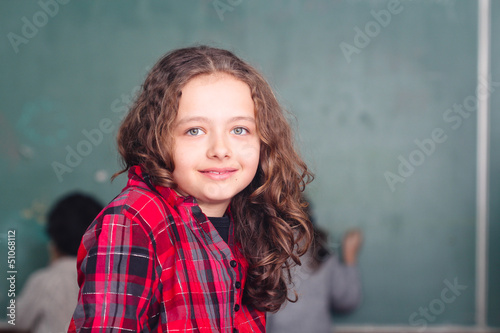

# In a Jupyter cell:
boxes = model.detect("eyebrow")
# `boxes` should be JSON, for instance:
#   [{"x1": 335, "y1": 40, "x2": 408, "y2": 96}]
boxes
[{"x1": 175, "y1": 116, "x2": 256, "y2": 126}]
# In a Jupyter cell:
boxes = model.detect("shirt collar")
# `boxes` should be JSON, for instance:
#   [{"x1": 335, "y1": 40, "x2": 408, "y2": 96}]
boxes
[{"x1": 127, "y1": 165, "x2": 193, "y2": 208}]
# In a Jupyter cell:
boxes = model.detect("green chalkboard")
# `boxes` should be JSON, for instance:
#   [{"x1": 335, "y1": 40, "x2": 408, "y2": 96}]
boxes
[{"x1": 0, "y1": 0, "x2": 497, "y2": 328}]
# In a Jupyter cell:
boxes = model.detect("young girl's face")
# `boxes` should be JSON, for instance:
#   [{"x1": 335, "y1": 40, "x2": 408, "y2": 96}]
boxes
[{"x1": 171, "y1": 74, "x2": 260, "y2": 217}]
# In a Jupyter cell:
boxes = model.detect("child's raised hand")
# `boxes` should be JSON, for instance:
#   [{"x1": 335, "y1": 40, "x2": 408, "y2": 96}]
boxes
[{"x1": 342, "y1": 229, "x2": 363, "y2": 266}]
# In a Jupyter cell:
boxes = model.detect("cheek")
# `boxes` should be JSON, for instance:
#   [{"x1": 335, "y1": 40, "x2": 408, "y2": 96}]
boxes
[
  {"x1": 237, "y1": 141, "x2": 261, "y2": 168},
  {"x1": 172, "y1": 154, "x2": 193, "y2": 175},
  {"x1": 172, "y1": 149, "x2": 190, "y2": 179},
  {"x1": 172, "y1": 140, "x2": 197, "y2": 168}
]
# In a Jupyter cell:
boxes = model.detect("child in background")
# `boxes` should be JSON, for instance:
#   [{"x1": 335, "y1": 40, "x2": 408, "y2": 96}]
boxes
[
  {"x1": 266, "y1": 207, "x2": 363, "y2": 333},
  {"x1": 69, "y1": 46, "x2": 313, "y2": 332},
  {"x1": 16, "y1": 192, "x2": 103, "y2": 333}
]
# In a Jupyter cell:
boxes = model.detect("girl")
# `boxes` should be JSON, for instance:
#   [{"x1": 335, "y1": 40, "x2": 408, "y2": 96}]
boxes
[{"x1": 69, "y1": 45, "x2": 313, "y2": 332}]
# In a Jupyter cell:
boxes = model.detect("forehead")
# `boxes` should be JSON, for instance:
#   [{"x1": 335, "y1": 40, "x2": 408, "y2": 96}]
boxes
[
  {"x1": 177, "y1": 73, "x2": 255, "y2": 120},
  {"x1": 182, "y1": 73, "x2": 249, "y2": 93}
]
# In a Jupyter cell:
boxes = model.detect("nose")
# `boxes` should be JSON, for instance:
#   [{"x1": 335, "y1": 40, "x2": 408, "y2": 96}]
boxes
[{"x1": 207, "y1": 132, "x2": 231, "y2": 159}]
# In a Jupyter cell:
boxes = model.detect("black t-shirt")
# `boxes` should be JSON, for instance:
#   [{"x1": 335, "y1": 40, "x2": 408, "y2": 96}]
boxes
[{"x1": 209, "y1": 216, "x2": 231, "y2": 243}]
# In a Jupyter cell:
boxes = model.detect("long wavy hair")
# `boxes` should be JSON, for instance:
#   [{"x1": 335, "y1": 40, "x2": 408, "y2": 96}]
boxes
[{"x1": 114, "y1": 45, "x2": 314, "y2": 312}]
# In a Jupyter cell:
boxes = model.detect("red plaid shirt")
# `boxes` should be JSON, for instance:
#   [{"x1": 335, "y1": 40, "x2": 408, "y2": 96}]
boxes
[{"x1": 68, "y1": 165, "x2": 266, "y2": 332}]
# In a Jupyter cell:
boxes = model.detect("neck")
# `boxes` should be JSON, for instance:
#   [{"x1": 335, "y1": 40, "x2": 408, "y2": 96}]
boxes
[
  {"x1": 198, "y1": 202, "x2": 228, "y2": 217},
  {"x1": 49, "y1": 244, "x2": 65, "y2": 263}
]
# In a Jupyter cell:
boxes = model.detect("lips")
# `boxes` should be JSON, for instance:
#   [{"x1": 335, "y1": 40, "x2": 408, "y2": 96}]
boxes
[{"x1": 199, "y1": 168, "x2": 238, "y2": 180}]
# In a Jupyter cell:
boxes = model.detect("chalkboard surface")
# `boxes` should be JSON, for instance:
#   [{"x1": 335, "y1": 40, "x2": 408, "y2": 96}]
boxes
[{"x1": 0, "y1": 0, "x2": 497, "y2": 327}]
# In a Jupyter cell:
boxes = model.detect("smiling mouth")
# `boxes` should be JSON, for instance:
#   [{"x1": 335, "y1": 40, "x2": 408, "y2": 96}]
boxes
[{"x1": 199, "y1": 169, "x2": 237, "y2": 180}]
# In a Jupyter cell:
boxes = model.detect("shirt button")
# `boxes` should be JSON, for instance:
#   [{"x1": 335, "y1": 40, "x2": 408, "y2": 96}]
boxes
[
  {"x1": 235, "y1": 281, "x2": 241, "y2": 289},
  {"x1": 234, "y1": 304, "x2": 240, "y2": 312},
  {"x1": 230, "y1": 260, "x2": 237, "y2": 267},
  {"x1": 233, "y1": 329, "x2": 238, "y2": 333}
]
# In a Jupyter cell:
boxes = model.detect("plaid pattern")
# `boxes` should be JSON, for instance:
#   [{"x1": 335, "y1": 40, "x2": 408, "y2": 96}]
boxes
[{"x1": 68, "y1": 165, "x2": 266, "y2": 332}]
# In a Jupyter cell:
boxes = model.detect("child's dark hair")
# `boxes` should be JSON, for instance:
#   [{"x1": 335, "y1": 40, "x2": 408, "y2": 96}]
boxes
[
  {"x1": 114, "y1": 45, "x2": 314, "y2": 312},
  {"x1": 47, "y1": 192, "x2": 103, "y2": 256},
  {"x1": 304, "y1": 200, "x2": 332, "y2": 271}
]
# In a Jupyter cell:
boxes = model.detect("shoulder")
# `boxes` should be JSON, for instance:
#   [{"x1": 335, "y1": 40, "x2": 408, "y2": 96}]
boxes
[
  {"x1": 81, "y1": 186, "x2": 179, "y2": 256},
  {"x1": 21, "y1": 266, "x2": 53, "y2": 290},
  {"x1": 99, "y1": 186, "x2": 175, "y2": 232},
  {"x1": 20, "y1": 258, "x2": 76, "y2": 293},
  {"x1": 323, "y1": 254, "x2": 359, "y2": 273}
]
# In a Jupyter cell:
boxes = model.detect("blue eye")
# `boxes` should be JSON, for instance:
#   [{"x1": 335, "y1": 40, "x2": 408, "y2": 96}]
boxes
[
  {"x1": 187, "y1": 128, "x2": 203, "y2": 136},
  {"x1": 232, "y1": 127, "x2": 248, "y2": 135}
]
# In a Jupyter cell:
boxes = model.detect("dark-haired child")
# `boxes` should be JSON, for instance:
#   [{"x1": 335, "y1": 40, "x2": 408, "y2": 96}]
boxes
[{"x1": 16, "y1": 192, "x2": 103, "y2": 333}]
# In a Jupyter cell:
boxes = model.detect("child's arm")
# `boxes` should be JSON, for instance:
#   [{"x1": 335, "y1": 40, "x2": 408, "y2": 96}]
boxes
[
  {"x1": 342, "y1": 229, "x2": 362, "y2": 266},
  {"x1": 329, "y1": 229, "x2": 363, "y2": 312},
  {"x1": 70, "y1": 211, "x2": 161, "y2": 332}
]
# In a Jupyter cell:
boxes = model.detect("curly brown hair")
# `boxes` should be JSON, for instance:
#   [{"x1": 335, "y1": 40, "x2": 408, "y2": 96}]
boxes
[{"x1": 114, "y1": 45, "x2": 313, "y2": 312}]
